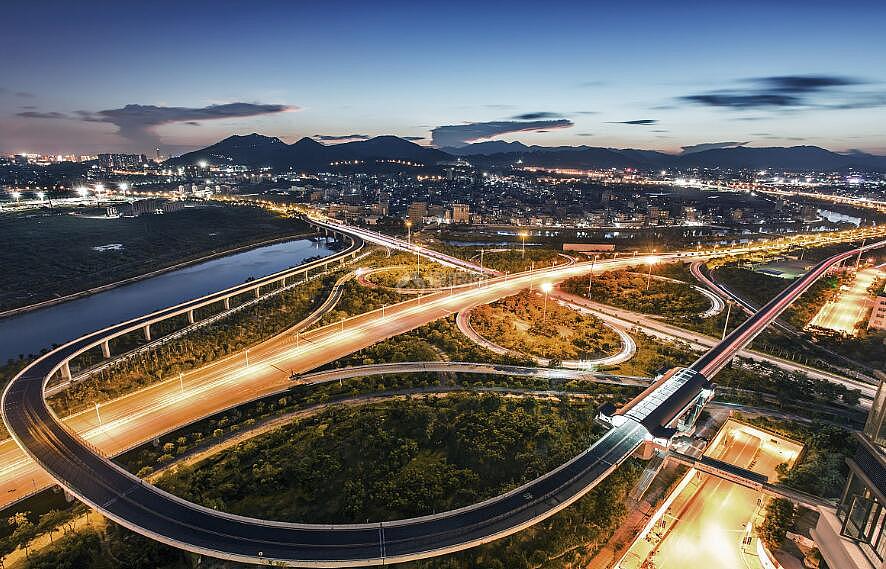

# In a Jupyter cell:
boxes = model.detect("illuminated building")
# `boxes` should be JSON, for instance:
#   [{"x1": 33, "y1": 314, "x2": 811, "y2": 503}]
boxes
[{"x1": 836, "y1": 378, "x2": 886, "y2": 566}]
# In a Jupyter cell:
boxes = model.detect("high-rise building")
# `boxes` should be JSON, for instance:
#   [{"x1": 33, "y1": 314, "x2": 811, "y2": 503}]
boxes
[
  {"x1": 869, "y1": 295, "x2": 886, "y2": 331},
  {"x1": 450, "y1": 203, "x2": 469, "y2": 224},
  {"x1": 407, "y1": 201, "x2": 427, "y2": 224},
  {"x1": 835, "y1": 378, "x2": 886, "y2": 566}
]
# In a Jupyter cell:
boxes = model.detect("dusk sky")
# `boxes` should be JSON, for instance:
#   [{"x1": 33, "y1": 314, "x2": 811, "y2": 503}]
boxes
[{"x1": 3, "y1": 0, "x2": 886, "y2": 155}]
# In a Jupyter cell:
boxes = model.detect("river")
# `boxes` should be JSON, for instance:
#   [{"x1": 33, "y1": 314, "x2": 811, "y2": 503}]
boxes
[{"x1": 0, "y1": 238, "x2": 334, "y2": 363}]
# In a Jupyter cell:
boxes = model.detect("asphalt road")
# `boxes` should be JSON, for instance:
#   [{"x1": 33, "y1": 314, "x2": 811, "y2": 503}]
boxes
[
  {"x1": 0, "y1": 254, "x2": 652, "y2": 511},
  {"x1": 3, "y1": 229, "x2": 881, "y2": 566}
]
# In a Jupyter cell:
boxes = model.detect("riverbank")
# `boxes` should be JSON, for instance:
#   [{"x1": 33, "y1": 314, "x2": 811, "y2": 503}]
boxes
[
  {"x1": 0, "y1": 205, "x2": 310, "y2": 313},
  {"x1": 0, "y1": 231, "x2": 317, "y2": 319}
]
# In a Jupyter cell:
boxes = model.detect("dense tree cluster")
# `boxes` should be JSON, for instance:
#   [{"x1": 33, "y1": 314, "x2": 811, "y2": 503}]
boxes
[
  {"x1": 562, "y1": 268, "x2": 710, "y2": 318},
  {"x1": 742, "y1": 415, "x2": 856, "y2": 499},
  {"x1": 156, "y1": 395, "x2": 604, "y2": 523},
  {"x1": 471, "y1": 291, "x2": 621, "y2": 360}
]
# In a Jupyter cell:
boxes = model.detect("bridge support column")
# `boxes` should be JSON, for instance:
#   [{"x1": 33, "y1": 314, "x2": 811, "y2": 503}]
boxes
[
  {"x1": 143, "y1": 325, "x2": 151, "y2": 342},
  {"x1": 223, "y1": 297, "x2": 230, "y2": 310},
  {"x1": 187, "y1": 310, "x2": 195, "y2": 324},
  {"x1": 635, "y1": 439, "x2": 660, "y2": 461},
  {"x1": 254, "y1": 287, "x2": 261, "y2": 299},
  {"x1": 60, "y1": 361, "x2": 72, "y2": 382},
  {"x1": 101, "y1": 341, "x2": 111, "y2": 359}
]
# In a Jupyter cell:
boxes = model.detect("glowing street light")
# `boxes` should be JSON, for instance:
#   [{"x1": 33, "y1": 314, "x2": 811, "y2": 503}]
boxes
[
  {"x1": 197, "y1": 160, "x2": 208, "y2": 169},
  {"x1": 405, "y1": 219, "x2": 412, "y2": 244},
  {"x1": 118, "y1": 182, "x2": 130, "y2": 192},
  {"x1": 94, "y1": 183, "x2": 105, "y2": 193},
  {"x1": 36, "y1": 191, "x2": 46, "y2": 201},
  {"x1": 519, "y1": 231, "x2": 528, "y2": 259},
  {"x1": 11, "y1": 191, "x2": 21, "y2": 203},
  {"x1": 76, "y1": 186, "x2": 89, "y2": 198},
  {"x1": 587, "y1": 254, "x2": 597, "y2": 297},
  {"x1": 645, "y1": 254, "x2": 659, "y2": 291},
  {"x1": 540, "y1": 281, "x2": 553, "y2": 322}
]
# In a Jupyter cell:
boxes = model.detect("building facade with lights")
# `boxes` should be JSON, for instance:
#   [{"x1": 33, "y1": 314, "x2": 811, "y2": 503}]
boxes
[{"x1": 836, "y1": 378, "x2": 886, "y2": 567}]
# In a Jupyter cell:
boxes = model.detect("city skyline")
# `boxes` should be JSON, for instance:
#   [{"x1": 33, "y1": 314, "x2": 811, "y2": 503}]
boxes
[{"x1": 3, "y1": 0, "x2": 886, "y2": 155}]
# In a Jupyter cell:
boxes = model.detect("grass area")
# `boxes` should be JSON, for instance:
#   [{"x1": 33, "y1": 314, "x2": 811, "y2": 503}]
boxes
[
  {"x1": 608, "y1": 331, "x2": 698, "y2": 377},
  {"x1": 318, "y1": 278, "x2": 406, "y2": 325},
  {"x1": 366, "y1": 264, "x2": 477, "y2": 289},
  {"x1": 324, "y1": 315, "x2": 533, "y2": 368},
  {"x1": 562, "y1": 267, "x2": 710, "y2": 319},
  {"x1": 420, "y1": 241, "x2": 566, "y2": 274},
  {"x1": 0, "y1": 204, "x2": 307, "y2": 311},
  {"x1": 713, "y1": 265, "x2": 843, "y2": 329},
  {"x1": 470, "y1": 291, "x2": 622, "y2": 362}
]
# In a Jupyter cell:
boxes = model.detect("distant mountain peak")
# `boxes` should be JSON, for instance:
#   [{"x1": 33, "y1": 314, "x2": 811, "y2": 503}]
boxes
[{"x1": 293, "y1": 136, "x2": 324, "y2": 147}]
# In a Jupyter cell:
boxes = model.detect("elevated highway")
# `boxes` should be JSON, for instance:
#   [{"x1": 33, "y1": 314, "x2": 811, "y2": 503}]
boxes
[{"x1": 3, "y1": 220, "x2": 882, "y2": 566}]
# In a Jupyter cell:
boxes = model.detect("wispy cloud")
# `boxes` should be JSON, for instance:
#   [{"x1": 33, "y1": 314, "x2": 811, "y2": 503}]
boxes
[
  {"x1": 680, "y1": 74, "x2": 884, "y2": 111},
  {"x1": 510, "y1": 112, "x2": 563, "y2": 120},
  {"x1": 680, "y1": 141, "x2": 749, "y2": 155},
  {"x1": 16, "y1": 111, "x2": 68, "y2": 119},
  {"x1": 313, "y1": 133, "x2": 370, "y2": 141},
  {"x1": 1, "y1": 87, "x2": 35, "y2": 98},
  {"x1": 609, "y1": 119, "x2": 658, "y2": 125},
  {"x1": 73, "y1": 102, "x2": 296, "y2": 144},
  {"x1": 431, "y1": 119, "x2": 573, "y2": 147}
]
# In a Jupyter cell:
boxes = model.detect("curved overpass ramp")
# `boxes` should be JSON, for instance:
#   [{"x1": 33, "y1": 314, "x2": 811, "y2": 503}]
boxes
[{"x1": 4, "y1": 238, "x2": 881, "y2": 566}]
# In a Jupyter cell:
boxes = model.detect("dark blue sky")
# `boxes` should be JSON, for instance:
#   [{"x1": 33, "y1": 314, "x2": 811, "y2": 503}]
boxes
[{"x1": 3, "y1": 0, "x2": 885, "y2": 154}]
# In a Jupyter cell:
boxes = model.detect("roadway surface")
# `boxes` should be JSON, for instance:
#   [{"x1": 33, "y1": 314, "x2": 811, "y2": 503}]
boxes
[
  {"x1": 0, "y1": 247, "x2": 659, "y2": 511},
  {"x1": 550, "y1": 289, "x2": 877, "y2": 398},
  {"x1": 3, "y1": 231, "x2": 882, "y2": 566},
  {"x1": 619, "y1": 424, "x2": 792, "y2": 569}
]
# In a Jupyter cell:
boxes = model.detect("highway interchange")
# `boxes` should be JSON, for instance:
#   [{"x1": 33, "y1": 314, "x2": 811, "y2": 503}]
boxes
[{"x1": 1, "y1": 215, "x2": 883, "y2": 566}]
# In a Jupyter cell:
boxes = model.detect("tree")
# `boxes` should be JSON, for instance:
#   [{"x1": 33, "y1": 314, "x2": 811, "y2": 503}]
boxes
[{"x1": 758, "y1": 498, "x2": 796, "y2": 550}]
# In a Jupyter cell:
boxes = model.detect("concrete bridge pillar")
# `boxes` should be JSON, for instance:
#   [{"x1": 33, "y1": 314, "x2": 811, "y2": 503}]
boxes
[
  {"x1": 635, "y1": 439, "x2": 660, "y2": 461},
  {"x1": 187, "y1": 310, "x2": 195, "y2": 324},
  {"x1": 60, "y1": 361, "x2": 72, "y2": 382},
  {"x1": 101, "y1": 341, "x2": 111, "y2": 359},
  {"x1": 143, "y1": 325, "x2": 151, "y2": 342},
  {"x1": 223, "y1": 297, "x2": 230, "y2": 310},
  {"x1": 254, "y1": 287, "x2": 261, "y2": 299}
]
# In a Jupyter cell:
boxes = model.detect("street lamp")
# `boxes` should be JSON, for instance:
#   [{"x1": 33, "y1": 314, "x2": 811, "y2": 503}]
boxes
[
  {"x1": 118, "y1": 182, "x2": 130, "y2": 192},
  {"x1": 645, "y1": 254, "x2": 660, "y2": 291},
  {"x1": 405, "y1": 220, "x2": 412, "y2": 245},
  {"x1": 519, "y1": 231, "x2": 528, "y2": 259},
  {"x1": 76, "y1": 186, "x2": 89, "y2": 198},
  {"x1": 587, "y1": 254, "x2": 597, "y2": 297},
  {"x1": 540, "y1": 282, "x2": 553, "y2": 322},
  {"x1": 721, "y1": 300, "x2": 733, "y2": 340},
  {"x1": 11, "y1": 191, "x2": 21, "y2": 203},
  {"x1": 36, "y1": 191, "x2": 46, "y2": 202}
]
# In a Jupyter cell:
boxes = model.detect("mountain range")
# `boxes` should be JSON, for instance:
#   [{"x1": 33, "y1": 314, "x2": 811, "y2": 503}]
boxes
[{"x1": 168, "y1": 134, "x2": 886, "y2": 172}]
